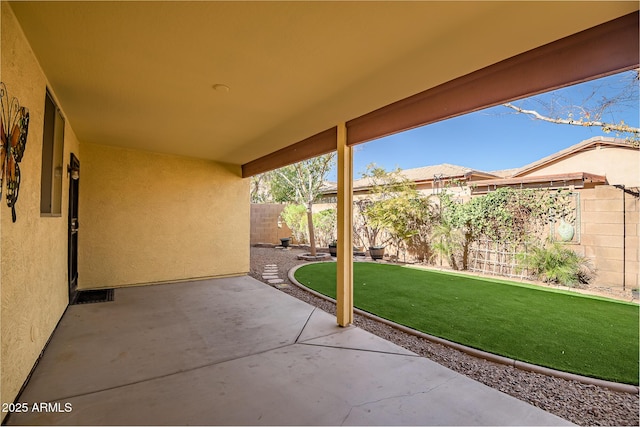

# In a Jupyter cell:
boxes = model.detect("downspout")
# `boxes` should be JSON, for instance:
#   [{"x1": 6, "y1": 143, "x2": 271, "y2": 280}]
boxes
[{"x1": 622, "y1": 186, "x2": 626, "y2": 291}]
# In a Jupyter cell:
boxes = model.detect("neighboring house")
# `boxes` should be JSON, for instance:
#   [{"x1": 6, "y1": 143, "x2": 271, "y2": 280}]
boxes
[
  {"x1": 472, "y1": 137, "x2": 639, "y2": 291},
  {"x1": 317, "y1": 137, "x2": 639, "y2": 290},
  {"x1": 473, "y1": 137, "x2": 639, "y2": 192},
  {"x1": 322, "y1": 137, "x2": 638, "y2": 198},
  {"x1": 320, "y1": 164, "x2": 497, "y2": 204}
]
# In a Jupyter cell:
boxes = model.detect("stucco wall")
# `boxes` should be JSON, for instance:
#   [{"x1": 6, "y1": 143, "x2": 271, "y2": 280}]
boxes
[
  {"x1": 79, "y1": 142, "x2": 249, "y2": 289},
  {"x1": 524, "y1": 144, "x2": 640, "y2": 187},
  {"x1": 1, "y1": 3, "x2": 80, "y2": 413}
]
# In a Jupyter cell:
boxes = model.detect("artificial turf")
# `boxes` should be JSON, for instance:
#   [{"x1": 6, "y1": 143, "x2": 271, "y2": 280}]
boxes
[{"x1": 294, "y1": 262, "x2": 639, "y2": 385}]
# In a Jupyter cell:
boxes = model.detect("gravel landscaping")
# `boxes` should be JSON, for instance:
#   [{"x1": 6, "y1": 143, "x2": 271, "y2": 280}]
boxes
[{"x1": 250, "y1": 246, "x2": 639, "y2": 426}]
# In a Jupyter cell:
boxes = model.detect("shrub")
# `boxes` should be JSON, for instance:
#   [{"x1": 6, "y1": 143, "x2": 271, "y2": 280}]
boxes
[
  {"x1": 430, "y1": 220, "x2": 464, "y2": 270},
  {"x1": 312, "y1": 208, "x2": 336, "y2": 247},
  {"x1": 280, "y1": 204, "x2": 336, "y2": 246},
  {"x1": 517, "y1": 241, "x2": 595, "y2": 287},
  {"x1": 280, "y1": 204, "x2": 307, "y2": 244}
]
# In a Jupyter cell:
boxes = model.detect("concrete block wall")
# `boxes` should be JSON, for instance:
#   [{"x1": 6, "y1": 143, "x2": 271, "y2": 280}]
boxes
[
  {"x1": 579, "y1": 185, "x2": 639, "y2": 290},
  {"x1": 250, "y1": 203, "x2": 293, "y2": 245}
]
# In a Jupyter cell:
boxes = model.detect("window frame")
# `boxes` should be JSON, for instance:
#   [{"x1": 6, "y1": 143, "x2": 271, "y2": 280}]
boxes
[{"x1": 40, "y1": 88, "x2": 65, "y2": 217}]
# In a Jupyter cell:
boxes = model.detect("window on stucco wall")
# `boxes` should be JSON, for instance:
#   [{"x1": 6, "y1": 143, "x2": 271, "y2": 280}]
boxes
[{"x1": 40, "y1": 89, "x2": 64, "y2": 216}]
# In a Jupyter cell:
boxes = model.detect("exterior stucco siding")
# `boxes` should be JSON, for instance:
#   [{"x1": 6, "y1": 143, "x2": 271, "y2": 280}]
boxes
[
  {"x1": 524, "y1": 145, "x2": 640, "y2": 186},
  {"x1": 1, "y1": 3, "x2": 80, "y2": 414},
  {"x1": 78, "y1": 142, "x2": 249, "y2": 289}
]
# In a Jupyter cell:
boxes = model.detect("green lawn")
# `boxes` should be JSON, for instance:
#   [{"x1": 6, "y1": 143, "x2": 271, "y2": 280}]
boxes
[{"x1": 294, "y1": 262, "x2": 639, "y2": 385}]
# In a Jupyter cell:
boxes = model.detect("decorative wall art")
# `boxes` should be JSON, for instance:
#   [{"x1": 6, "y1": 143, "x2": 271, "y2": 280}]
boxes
[{"x1": 0, "y1": 82, "x2": 30, "y2": 222}]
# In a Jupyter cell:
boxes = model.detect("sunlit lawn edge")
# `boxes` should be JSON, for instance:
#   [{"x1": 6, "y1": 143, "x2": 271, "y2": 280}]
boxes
[{"x1": 293, "y1": 261, "x2": 639, "y2": 385}]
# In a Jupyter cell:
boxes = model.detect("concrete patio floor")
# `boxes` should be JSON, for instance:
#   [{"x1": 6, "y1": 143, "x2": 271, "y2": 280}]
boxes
[{"x1": 7, "y1": 276, "x2": 572, "y2": 425}]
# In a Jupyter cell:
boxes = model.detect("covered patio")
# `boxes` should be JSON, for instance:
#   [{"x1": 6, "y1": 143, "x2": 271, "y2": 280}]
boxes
[
  {"x1": 6, "y1": 276, "x2": 569, "y2": 426},
  {"x1": 1, "y1": 2, "x2": 638, "y2": 425}
]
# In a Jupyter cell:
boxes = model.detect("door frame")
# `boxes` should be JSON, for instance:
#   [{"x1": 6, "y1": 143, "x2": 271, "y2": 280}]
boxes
[{"x1": 68, "y1": 152, "x2": 80, "y2": 303}]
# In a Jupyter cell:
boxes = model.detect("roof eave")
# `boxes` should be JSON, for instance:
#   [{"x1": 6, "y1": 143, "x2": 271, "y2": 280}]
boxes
[{"x1": 471, "y1": 172, "x2": 608, "y2": 192}]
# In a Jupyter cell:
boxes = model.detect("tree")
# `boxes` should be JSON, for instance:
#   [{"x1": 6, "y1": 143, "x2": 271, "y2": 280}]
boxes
[
  {"x1": 353, "y1": 165, "x2": 411, "y2": 250},
  {"x1": 404, "y1": 194, "x2": 439, "y2": 263},
  {"x1": 280, "y1": 204, "x2": 336, "y2": 248},
  {"x1": 502, "y1": 69, "x2": 639, "y2": 144},
  {"x1": 352, "y1": 165, "x2": 439, "y2": 262},
  {"x1": 250, "y1": 171, "x2": 274, "y2": 203},
  {"x1": 269, "y1": 154, "x2": 335, "y2": 256},
  {"x1": 279, "y1": 204, "x2": 307, "y2": 244}
]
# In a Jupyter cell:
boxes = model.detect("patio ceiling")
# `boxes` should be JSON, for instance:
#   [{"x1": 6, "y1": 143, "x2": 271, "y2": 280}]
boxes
[{"x1": 8, "y1": 1, "x2": 639, "y2": 169}]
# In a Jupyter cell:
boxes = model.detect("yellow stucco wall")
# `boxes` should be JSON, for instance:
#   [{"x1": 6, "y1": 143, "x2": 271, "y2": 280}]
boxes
[
  {"x1": 78, "y1": 142, "x2": 249, "y2": 289},
  {"x1": 1, "y1": 3, "x2": 80, "y2": 413}
]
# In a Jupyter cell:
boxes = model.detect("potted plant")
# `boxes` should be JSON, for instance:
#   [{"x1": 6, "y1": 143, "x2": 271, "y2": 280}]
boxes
[
  {"x1": 354, "y1": 198, "x2": 389, "y2": 261},
  {"x1": 280, "y1": 237, "x2": 291, "y2": 248},
  {"x1": 352, "y1": 165, "x2": 418, "y2": 262},
  {"x1": 353, "y1": 245, "x2": 366, "y2": 257},
  {"x1": 369, "y1": 245, "x2": 385, "y2": 260},
  {"x1": 328, "y1": 240, "x2": 337, "y2": 256}
]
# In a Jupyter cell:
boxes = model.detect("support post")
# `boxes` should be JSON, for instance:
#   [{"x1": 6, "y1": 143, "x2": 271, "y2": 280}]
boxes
[{"x1": 336, "y1": 122, "x2": 353, "y2": 327}]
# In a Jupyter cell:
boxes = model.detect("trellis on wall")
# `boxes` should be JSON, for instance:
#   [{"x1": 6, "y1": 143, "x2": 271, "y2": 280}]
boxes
[
  {"x1": 467, "y1": 239, "x2": 529, "y2": 279},
  {"x1": 467, "y1": 191, "x2": 581, "y2": 279}
]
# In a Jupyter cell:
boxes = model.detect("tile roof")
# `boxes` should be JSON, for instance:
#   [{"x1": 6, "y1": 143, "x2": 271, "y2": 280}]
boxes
[
  {"x1": 321, "y1": 136, "x2": 635, "y2": 194},
  {"x1": 321, "y1": 164, "x2": 497, "y2": 193},
  {"x1": 351, "y1": 164, "x2": 495, "y2": 191},
  {"x1": 488, "y1": 168, "x2": 520, "y2": 178}
]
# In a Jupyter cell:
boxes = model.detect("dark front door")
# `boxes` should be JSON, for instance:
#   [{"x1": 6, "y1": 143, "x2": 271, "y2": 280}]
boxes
[{"x1": 68, "y1": 153, "x2": 80, "y2": 303}]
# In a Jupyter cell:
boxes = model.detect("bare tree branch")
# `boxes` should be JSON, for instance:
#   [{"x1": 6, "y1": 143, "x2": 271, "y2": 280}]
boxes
[{"x1": 503, "y1": 102, "x2": 639, "y2": 136}]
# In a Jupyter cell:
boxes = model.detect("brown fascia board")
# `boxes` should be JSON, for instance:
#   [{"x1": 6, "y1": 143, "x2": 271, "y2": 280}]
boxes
[
  {"x1": 242, "y1": 127, "x2": 337, "y2": 178},
  {"x1": 513, "y1": 137, "x2": 638, "y2": 177},
  {"x1": 346, "y1": 13, "x2": 639, "y2": 147},
  {"x1": 471, "y1": 172, "x2": 607, "y2": 190}
]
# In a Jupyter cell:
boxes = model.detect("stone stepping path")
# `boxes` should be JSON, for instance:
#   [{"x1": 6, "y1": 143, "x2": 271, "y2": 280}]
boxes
[{"x1": 261, "y1": 264, "x2": 288, "y2": 288}]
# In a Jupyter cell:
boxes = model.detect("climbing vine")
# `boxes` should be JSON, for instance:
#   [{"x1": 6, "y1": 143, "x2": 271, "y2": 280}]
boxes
[{"x1": 436, "y1": 187, "x2": 577, "y2": 269}]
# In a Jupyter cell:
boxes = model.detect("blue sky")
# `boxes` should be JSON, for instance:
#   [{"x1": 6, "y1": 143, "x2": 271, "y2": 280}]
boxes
[{"x1": 328, "y1": 70, "x2": 639, "y2": 180}]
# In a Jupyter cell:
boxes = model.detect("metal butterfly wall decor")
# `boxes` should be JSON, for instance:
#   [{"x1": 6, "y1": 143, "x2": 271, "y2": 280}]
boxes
[{"x1": 0, "y1": 82, "x2": 30, "y2": 223}]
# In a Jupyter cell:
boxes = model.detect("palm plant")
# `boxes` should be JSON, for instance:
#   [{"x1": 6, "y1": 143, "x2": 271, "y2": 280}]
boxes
[
  {"x1": 517, "y1": 241, "x2": 595, "y2": 287},
  {"x1": 430, "y1": 220, "x2": 464, "y2": 270}
]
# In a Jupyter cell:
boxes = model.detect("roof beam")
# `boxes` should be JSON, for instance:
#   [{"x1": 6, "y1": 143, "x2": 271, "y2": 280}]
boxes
[
  {"x1": 242, "y1": 127, "x2": 337, "y2": 177},
  {"x1": 346, "y1": 12, "x2": 639, "y2": 147}
]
